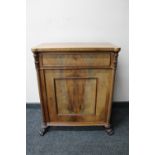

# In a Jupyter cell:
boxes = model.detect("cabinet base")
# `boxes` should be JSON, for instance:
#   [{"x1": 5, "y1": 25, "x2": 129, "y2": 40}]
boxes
[{"x1": 39, "y1": 123, "x2": 114, "y2": 136}]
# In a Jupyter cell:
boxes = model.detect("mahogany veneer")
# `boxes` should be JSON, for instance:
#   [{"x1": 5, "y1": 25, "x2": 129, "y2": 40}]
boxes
[{"x1": 32, "y1": 42, "x2": 121, "y2": 135}]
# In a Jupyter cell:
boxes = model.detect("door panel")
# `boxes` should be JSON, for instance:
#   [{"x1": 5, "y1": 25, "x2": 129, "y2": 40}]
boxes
[
  {"x1": 54, "y1": 77, "x2": 97, "y2": 115},
  {"x1": 45, "y1": 69, "x2": 113, "y2": 123}
]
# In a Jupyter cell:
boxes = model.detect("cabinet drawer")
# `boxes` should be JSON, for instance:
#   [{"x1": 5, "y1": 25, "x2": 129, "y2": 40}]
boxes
[{"x1": 41, "y1": 53, "x2": 111, "y2": 67}]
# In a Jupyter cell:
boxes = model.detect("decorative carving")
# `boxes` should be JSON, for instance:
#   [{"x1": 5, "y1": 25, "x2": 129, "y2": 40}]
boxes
[
  {"x1": 113, "y1": 53, "x2": 118, "y2": 70},
  {"x1": 104, "y1": 124, "x2": 114, "y2": 136},
  {"x1": 33, "y1": 53, "x2": 39, "y2": 69},
  {"x1": 39, "y1": 126, "x2": 49, "y2": 136}
]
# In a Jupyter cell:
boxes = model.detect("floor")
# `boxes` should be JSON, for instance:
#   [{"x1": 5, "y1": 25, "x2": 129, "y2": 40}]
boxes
[{"x1": 26, "y1": 104, "x2": 129, "y2": 155}]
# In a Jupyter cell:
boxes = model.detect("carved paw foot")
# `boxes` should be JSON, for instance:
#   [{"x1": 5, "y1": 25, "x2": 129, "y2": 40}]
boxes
[
  {"x1": 39, "y1": 126, "x2": 48, "y2": 136},
  {"x1": 105, "y1": 125, "x2": 114, "y2": 136}
]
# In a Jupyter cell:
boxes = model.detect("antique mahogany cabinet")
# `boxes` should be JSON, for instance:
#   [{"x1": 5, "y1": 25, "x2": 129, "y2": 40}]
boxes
[{"x1": 32, "y1": 43, "x2": 120, "y2": 136}]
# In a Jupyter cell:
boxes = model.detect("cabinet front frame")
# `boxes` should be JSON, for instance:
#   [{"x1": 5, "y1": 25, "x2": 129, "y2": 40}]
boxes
[{"x1": 36, "y1": 51, "x2": 117, "y2": 126}]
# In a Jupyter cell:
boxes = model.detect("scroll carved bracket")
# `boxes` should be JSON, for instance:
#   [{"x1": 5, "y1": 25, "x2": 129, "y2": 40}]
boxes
[
  {"x1": 113, "y1": 53, "x2": 118, "y2": 70},
  {"x1": 33, "y1": 53, "x2": 39, "y2": 69}
]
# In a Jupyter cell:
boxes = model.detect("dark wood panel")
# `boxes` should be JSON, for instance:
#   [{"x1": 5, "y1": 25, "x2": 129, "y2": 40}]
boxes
[{"x1": 54, "y1": 77, "x2": 97, "y2": 115}]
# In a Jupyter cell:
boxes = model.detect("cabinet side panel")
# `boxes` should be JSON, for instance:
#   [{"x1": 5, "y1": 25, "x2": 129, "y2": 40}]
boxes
[
  {"x1": 106, "y1": 52, "x2": 119, "y2": 124},
  {"x1": 39, "y1": 70, "x2": 50, "y2": 122},
  {"x1": 33, "y1": 53, "x2": 49, "y2": 123}
]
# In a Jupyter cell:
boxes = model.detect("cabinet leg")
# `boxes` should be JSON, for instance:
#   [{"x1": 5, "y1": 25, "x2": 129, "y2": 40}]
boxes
[
  {"x1": 39, "y1": 125, "x2": 49, "y2": 136},
  {"x1": 104, "y1": 125, "x2": 114, "y2": 136}
]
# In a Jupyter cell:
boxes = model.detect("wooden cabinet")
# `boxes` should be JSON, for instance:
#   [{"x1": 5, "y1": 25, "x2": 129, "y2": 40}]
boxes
[{"x1": 32, "y1": 43, "x2": 120, "y2": 135}]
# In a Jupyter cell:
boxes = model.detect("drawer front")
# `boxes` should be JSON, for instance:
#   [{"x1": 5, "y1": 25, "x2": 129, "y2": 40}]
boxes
[{"x1": 41, "y1": 53, "x2": 111, "y2": 67}]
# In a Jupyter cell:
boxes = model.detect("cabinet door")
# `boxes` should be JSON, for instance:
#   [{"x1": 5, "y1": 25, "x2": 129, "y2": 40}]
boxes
[{"x1": 44, "y1": 69, "x2": 113, "y2": 125}]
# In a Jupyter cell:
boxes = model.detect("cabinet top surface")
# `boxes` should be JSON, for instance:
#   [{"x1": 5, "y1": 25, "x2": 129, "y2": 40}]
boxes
[{"x1": 32, "y1": 42, "x2": 121, "y2": 53}]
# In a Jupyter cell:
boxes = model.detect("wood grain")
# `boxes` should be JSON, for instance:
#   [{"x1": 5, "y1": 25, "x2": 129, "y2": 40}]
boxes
[
  {"x1": 44, "y1": 69, "x2": 113, "y2": 123},
  {"x1": 32, "y1": 42, "x2": 120, "y2": 130},
  {"x1": 54, "y1": 77, "x2": 97, "y2": 115},
  {"x1": 42, "y1": 53, "x2": 111, "y2": 67},
  {"x1": 32, "y1": 42, "x2": 120, "y2": 53}
]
